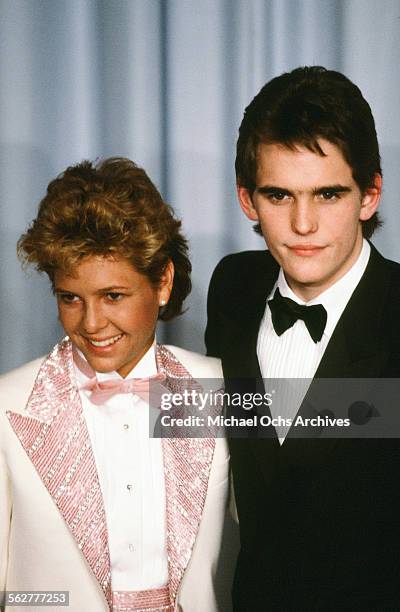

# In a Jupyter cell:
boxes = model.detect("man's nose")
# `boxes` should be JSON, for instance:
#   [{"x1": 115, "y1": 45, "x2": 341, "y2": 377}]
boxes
[
  {"x1": 81, "y1": 303, "x2": 107, "y2": 333},
  {"x1": 291, "y1": 200, "x2": 318, "y2": 235}
]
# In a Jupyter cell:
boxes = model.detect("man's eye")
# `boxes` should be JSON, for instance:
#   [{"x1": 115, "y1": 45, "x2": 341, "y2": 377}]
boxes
[
  {"x1": 269, "y1": 192, "x2": 289, "y2": 202},
  {"x1": 319, "y1": 190, "x2": 340, "y2": 201}
]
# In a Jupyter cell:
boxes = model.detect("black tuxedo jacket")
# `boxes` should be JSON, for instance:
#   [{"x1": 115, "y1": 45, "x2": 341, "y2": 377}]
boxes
[{"x1": 206, "y1": 245, "x2": 400, "y2": 611}]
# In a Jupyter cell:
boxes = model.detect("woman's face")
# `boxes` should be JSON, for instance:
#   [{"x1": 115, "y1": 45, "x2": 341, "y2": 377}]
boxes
[{"x1": 54, "y1": 255, "x2": 173, "y2": 377}]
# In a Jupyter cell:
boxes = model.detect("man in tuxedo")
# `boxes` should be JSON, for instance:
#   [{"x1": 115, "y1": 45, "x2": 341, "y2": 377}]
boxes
[{"x1": 206, "y1": 66, "x2": 400, "y2": 610}]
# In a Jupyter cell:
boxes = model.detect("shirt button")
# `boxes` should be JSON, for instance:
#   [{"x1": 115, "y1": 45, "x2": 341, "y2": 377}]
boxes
[
  {"x1": 123, "y1": 424, "x2": 130, "y2": 430},
  {"x1": 127, "y1": 484, "x2": 133, "y2": 491},
  {"x1": 128, "y1": 543, "x2": 134, "y2": 552}
]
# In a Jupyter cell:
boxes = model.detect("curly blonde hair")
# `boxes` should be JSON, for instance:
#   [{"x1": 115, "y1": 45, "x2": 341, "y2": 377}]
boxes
[{"x1": 18, "y1": 157, "x2": 191, "y2": 320}]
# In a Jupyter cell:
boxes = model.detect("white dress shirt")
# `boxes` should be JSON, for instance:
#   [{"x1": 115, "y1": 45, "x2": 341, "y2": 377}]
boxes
[
  {"x1": 73, "y1": 344, "x2": 168, "y2": 591},
  {"x1": 257, "y1": 239, "x2": 371, "y2": 440}
]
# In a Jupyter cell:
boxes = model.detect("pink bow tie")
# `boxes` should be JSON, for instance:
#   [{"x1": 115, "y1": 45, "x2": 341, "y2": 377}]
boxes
[
  {"x1": 73, "y1": 346, "x2": 167, "y2": 406},
  {"x1": 80, "y1": 373, "x2": 167, "y2": 406}
]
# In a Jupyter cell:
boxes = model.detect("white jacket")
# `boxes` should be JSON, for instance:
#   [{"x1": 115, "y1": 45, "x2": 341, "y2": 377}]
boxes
[{"x1": 0, "y1": 340, "x2": 229, "y2": 612}]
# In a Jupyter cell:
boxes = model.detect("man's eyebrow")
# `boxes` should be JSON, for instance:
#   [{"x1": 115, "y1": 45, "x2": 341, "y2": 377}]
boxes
[
  {"x1": 312, "y1": 184, "x2": 352, "y2": 195},
  {"x1": 256, "y1": 185, "x2": 292, "y2": 195},
  {"x1": 255, "y1": 184, "x2": 352, "y2": 195}
]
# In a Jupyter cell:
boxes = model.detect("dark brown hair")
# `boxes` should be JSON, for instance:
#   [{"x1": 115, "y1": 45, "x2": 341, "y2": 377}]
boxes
[
  {"x1": 236, "y1": 66, "x2": 382, "y2": 238},
  {"x1": 18, "y1": 157, "x2": 191, "y2": 320}
]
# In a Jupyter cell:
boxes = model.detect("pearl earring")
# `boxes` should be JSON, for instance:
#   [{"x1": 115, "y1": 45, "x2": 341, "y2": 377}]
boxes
[{"x1": 160, "y1": 299, "x2": 166, "y2": 306}]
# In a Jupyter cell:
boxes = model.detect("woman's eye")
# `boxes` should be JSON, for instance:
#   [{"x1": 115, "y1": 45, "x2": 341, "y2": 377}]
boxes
[
  {"x1": 106, "y1": 292, "x2": 124, "y2": 302},
  {"x1": 60, "y1": 293, "x2": 80, "y2": 304}
]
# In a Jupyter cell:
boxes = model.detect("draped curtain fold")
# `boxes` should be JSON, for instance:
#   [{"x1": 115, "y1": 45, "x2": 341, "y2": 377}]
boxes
[{"x1": 1, "y1": 0, "x2": 399, "y2": 373}]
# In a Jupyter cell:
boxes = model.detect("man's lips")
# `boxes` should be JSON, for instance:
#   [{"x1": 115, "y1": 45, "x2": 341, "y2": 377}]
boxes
[{"x1": 288, "y1": 245, "x2": 325, "y2": 256}]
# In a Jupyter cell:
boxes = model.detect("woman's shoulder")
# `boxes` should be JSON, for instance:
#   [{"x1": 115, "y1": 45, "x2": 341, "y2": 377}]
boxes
[
  {"x1": 163, "y1": 345, "x2": 223, "y2": 380},
  {"x1": 0, "y1": 356, "x2": 44, "y2": 407}
]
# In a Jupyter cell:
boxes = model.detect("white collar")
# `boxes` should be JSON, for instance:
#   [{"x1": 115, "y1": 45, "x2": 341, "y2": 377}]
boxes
[{"x1": 274, "y1": 239, "x2": 371, "y2": 339}]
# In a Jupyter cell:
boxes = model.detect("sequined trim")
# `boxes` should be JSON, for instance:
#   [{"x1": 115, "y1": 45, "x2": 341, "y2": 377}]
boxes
[
  {"x1": 157, "y1": 346, "x2": 216, "y2": 606},
  {"x1": 7, "y1": 339, "x2": 112, "y2": 609},
  {"x1": 112, "y1": 585, "x2": 172, "y2": 611}
]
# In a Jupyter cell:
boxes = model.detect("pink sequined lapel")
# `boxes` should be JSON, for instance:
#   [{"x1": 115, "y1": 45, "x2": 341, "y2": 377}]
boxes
[
  {"x1": 156, "y1": 346, "x2": 216, "y2": 607},
  {"x1": 7, "y1": 339, "x2": 112, "y2": 610}
]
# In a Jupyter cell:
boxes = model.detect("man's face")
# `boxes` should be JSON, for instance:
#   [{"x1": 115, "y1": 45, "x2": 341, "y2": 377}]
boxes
[
  {"x1": 54, "y1": 255, "x2": 173, "y2": 377},
  {"x1": 238, "y1": 140, "x2": 381, "y2": 301}
]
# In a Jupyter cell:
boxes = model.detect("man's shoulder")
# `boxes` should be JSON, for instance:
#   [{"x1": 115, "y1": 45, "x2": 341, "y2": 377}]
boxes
[
  {"x1": 214, "y1": 249, "x2": 276, "y2": 274},
  {"x1": 371, "y1": 246, "x2": 400, "y2": 295},
  {"x1": 376, "y1": 252, "x2": 400, "y2": 322},
  {"x1": 382, "y1": 255, "x2": 400, "y2": 277},
  {"x1": 370, "y1": 241, "x2": 400, "y2": 268},
  {"x1": 164, "y1": 345, "x2": 223, "y2": 379},
  {"x1": 210, "y1": 249, "x2": 278, "y2": 292}
]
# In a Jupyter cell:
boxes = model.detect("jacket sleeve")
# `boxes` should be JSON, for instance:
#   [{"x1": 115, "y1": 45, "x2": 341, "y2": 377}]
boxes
[
  {"x1": 0, "y1": 445, "x2": 11, "y2": 595},
  {"x1": 205, "y1": 258, "x2": 227, "y2": 359}
]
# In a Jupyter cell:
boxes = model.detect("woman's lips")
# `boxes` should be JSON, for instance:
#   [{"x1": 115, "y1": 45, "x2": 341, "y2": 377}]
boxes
[{"x1": 83, "y1": 333, "x2": 124, "y2": 352}]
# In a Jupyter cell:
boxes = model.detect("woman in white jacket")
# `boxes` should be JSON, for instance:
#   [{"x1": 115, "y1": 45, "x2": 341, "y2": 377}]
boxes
[{"x1": 0, "y1": 158, "x2": 229, "y2": 612}]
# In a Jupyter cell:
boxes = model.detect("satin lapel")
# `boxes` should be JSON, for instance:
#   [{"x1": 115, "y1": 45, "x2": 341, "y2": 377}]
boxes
[
  {"x1": 156, "y1": 345, "x2": 216, "y2": 607},
  {"x1": 317, "y1": 244, "x2": 390, "y2": 378},
  {"x1": 220, "y1": 251, "x2": 279, "y2": 380},
  {"x1": 218, "y1": 253, "x2": 282, "y2": 476},
  {"x1": 281, "y1": 245, "x2": 392, "y2": 462},
  {"x1": 7, "y1": 339, "x2": 112, "y2": 610}
]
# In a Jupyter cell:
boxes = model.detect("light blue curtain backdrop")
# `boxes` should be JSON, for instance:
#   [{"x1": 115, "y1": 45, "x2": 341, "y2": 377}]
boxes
[{"x1": 1, "y1": 0, "x2": 399, "y2": 374}]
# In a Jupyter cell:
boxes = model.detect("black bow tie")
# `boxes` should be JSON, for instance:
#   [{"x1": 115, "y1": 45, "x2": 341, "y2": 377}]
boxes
[{"x1": 268, "y1": 288, "x2": 327, "y2": 343}]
